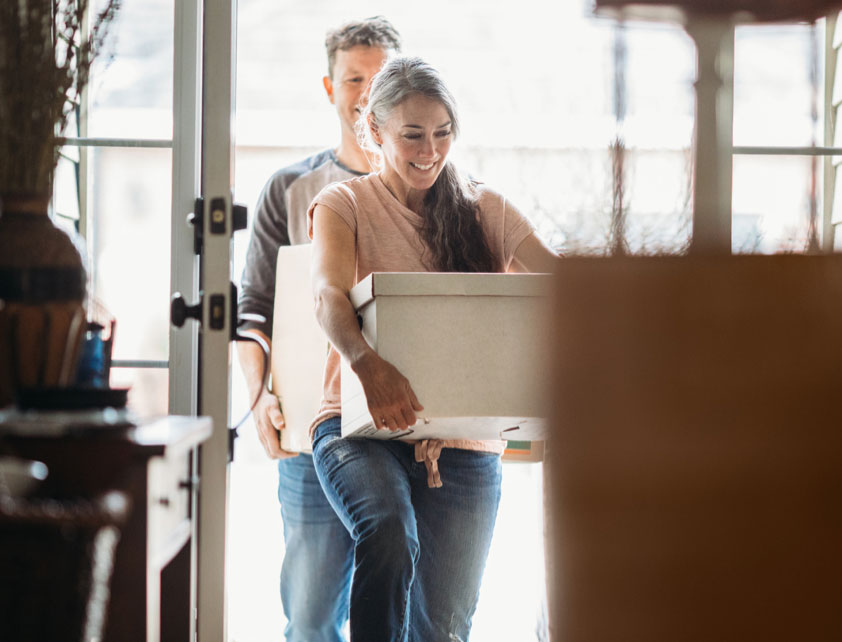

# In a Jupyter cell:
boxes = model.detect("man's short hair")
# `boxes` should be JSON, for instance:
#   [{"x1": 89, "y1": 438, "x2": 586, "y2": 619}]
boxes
[{"x1": 325, "y1": 16, "x2": 402, "y2": 79}]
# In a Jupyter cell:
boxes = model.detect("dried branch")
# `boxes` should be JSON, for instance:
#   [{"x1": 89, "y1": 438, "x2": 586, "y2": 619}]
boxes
[{"x1": 0, "y1": 0, "x2": 120, "y2": 196}]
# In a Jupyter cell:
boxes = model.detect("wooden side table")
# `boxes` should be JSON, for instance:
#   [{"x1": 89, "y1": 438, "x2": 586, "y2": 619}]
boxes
[{"x1": 0, "y1": 413, "x2": 212, "y2": 642}]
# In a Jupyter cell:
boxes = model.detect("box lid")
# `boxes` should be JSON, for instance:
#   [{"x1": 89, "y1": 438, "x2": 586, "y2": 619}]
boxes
[{"x1": 349, "y1": 272, "x2": 552, "y2": 310}]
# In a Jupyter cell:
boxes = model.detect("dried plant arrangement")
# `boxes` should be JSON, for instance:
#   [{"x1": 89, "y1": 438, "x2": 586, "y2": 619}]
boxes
[{"x1": 0, "y1": 0, "x2": 120, "y2": 198}]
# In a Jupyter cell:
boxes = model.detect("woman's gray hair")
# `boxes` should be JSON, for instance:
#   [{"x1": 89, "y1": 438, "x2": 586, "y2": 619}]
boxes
[
  {"x1": 358, "y1": 56, "x2": 498, "y2": 273},
  {"x1": 358, "y1": 56, "x2": 460, "y2": 162}
]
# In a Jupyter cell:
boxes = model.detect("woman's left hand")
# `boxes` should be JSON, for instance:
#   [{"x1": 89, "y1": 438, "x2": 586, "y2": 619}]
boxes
[{"x1": 510, "y1": 232, "x2": 560, "y2": 273}]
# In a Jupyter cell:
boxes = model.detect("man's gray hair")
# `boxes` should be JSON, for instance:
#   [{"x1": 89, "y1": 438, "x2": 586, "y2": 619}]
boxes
[{"x1": 325, "y1": 16, "x2": 402, "y2": 79}]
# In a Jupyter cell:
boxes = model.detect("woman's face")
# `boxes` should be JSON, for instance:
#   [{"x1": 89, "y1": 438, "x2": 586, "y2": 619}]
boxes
[{"x1": 372, "y1": 94, "x2": 453, "y2": 199}]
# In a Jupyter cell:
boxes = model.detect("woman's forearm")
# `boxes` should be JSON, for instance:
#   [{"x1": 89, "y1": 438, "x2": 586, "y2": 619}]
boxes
[
  {"x1": 314, "y1": 283, "x2": 376, "y2": 370},
  {"x1": 313, "y1": 281, "x2": 422, "y2": 430},
  {"x1": 310, "y1": 203, "x2": 422, "y2": 430}
]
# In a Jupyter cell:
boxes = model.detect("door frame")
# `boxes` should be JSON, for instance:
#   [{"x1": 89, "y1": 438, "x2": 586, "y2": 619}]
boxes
[{"x1": 170, "y1": 0, "x2": 237, "y2": 639}]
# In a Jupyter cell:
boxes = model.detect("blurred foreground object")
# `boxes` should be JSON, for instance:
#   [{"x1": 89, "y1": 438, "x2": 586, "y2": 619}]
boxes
[
  {"x1": 544, "y1": 254, "x2": 842, "y2": 642},
  {"x1": 0, "y1": 1, "x2": 121, "y2": 407},
  {"x1": 0, "y1": 195, "x2": 88, "y2": 407},
  {"x1": 0, "y1": 490, "x2": 130, "y2": 642},
  {"x1": 594, "y1": 0, "x2": 842, "y2": 22}
]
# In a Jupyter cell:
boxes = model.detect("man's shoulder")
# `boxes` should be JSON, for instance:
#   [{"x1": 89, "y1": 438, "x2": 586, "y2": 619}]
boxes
[{"x1": 265, "y1": 149, "x2": 357, "y2": 194}]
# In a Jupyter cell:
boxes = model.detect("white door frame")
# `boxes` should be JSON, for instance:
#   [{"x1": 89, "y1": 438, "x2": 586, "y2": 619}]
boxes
[
  {"x1": 197, "y1": 0, "x2": 238, "y2": 639},
  {"x1": 170, "y1": 0, "x2": 238, "y2": 640}
]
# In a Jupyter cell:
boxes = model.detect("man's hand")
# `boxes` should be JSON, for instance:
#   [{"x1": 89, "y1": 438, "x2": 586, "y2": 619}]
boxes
[
  {"x1": 254, "y1": 389, "x2": 298, "y2": 460},
  {"x1": 237, "y1": 330, "x2": 298, "y2": 460}
]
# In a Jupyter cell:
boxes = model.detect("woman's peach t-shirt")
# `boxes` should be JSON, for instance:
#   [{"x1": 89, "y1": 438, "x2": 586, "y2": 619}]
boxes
[{"x1": 306, "y1": 173, "x2": 534, "y2": 460}]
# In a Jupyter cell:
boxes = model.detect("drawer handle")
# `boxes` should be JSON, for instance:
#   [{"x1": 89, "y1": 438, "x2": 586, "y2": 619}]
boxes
[{"x1": 157, "y1": 497, "x2": 171, "y2": 507}]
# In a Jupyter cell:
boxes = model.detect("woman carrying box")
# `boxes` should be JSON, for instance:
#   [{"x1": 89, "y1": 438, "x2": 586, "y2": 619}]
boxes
[{"x1": 308, "y1": 56, "x2": 558, "y2": 641}]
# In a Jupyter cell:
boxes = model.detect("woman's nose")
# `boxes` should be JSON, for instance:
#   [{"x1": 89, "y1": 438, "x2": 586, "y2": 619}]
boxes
[{"x1": 419, "y1": 137, "x2": 435, "y2": 157}]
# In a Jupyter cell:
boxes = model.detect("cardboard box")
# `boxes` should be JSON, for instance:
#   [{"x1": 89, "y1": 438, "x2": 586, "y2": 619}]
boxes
[
  {"x1": 270, "y1": 244, "x2": 326, "y2": 453},
  {"x1": 340, "y1": 272, "x2": 552, "y2": 441}
]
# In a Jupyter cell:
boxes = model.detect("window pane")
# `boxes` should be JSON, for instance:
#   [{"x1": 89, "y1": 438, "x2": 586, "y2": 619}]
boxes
[
  {"x1": 624, "y1": 25, "x2": 695, "y2": 149},
  {"x1": 452, "y1": 146, "x2": 613, "y2": 254},
  {"x1": 111, "y1": 366, "x2": 168, "y2": 418},
  {"x1": 54, "y1": 154, "x2": 81, "y2": 221},
  {"x1": 90, "y1": 147, "x2": 172, "y2": 362},
  {"x1": 623, "y1": 149, "x2": 692, "y2": 253},
  {"x1": 732, "y1": 154, "x2": 820, "y2": 253},
  {"x1": 88, "y1": 0, "x2": 174, "y2": 139},
  {"x1": 734, "y1": 23, "x2": 823, "y2": 148}
]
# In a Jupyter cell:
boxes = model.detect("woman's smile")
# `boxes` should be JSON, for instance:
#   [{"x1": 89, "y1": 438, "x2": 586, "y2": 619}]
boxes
[{"x1": 373, "y1": 93, "x2": 453, "y2": 208}]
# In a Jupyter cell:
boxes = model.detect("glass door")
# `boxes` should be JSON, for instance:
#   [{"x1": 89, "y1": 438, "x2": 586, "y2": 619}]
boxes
[{"x1": 75, "y1": 0, "x2": 240, "y2": 638}]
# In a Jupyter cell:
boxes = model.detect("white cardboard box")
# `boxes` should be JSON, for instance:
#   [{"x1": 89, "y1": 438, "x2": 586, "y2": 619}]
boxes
[
  {"x1": 340, "y1": 272, "x2": 552, "y2": 441},
  {"x1": 270, "y1": 244, "x2": 327, "y2": 453}
]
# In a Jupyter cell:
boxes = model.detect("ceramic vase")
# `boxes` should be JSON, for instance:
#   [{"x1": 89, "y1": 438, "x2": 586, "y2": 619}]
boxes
[{"x1": 0, "y1": 193, "x2": 87, "y2": 408}]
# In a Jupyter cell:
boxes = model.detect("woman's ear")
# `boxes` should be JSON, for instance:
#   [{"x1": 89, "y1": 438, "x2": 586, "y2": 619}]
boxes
[{"x1": 368, "y1": 114, "x2": 382, "y2": 146}]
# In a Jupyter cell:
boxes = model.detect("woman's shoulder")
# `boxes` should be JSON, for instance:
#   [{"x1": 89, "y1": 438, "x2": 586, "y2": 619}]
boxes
[
  {"x1": 314, "y1": 173, "x2": 378, "y2": 208},
  {"x1": 319, "y1": 173, "x2": 372, "y2": 195},
  {"x1": 467, "y1": 179, "x2": 508, "y2": 213}
]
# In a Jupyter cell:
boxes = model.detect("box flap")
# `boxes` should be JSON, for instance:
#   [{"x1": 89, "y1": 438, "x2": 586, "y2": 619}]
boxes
[
  {"x1": 349, "y1": 272, "x2": 552, "y2": 310},
  {"x1": 349, "y1": 273, "x2": 376, "y2": 310}
]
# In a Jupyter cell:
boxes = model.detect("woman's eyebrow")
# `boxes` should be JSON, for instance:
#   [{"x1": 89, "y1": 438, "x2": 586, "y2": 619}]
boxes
[{"x1": 400, "y1": 121, "x2": 452, "y2": 130}]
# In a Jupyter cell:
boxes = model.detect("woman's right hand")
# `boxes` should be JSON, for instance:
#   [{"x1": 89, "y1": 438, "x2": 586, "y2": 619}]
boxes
[
  {"x1": 311, "y1": 203, "x2": 423, "y2": 431},
  {"x1": 352, "y1": 351, "x2": 424, "y2": 432}
]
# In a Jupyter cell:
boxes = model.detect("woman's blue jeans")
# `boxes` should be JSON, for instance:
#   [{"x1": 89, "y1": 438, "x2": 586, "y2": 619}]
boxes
[{"x1": 312, "y1": 416, "x2": 502, "y2": 642}]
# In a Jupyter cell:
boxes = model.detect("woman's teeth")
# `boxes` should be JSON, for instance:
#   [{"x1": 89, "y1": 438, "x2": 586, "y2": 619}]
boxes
[{"x1": 411, "y1": 162, "x2": 434, "y2": 170}]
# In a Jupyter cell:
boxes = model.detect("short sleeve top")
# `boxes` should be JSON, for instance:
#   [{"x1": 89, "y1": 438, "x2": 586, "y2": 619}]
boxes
[{"x1": 307, "y1": 172, "x2": 535, "y2": 454}]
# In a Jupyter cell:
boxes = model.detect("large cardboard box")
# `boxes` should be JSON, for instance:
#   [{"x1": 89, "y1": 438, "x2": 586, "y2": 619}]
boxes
[
  {"x1": 340, "y1": 272, "x2": 552, "y2": 441},
  {"x1": 270, "y1": 244, "x2": 327, "y2": 453}
]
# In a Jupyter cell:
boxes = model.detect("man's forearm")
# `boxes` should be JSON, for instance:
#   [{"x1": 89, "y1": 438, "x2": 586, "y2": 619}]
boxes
[{"x1": 237, "y1": 329, "x2": 272, "y2": 399}]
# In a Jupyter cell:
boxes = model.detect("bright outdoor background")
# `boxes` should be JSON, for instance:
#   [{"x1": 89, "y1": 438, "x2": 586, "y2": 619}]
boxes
[{"x1": 62, "y1": 0, "x2": 827, "y2": 639}]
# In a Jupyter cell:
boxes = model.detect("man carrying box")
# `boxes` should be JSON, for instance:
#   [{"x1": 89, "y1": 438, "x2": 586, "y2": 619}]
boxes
[{"x1": 236, "y1": 17, "x2": 401, "y2": 642}]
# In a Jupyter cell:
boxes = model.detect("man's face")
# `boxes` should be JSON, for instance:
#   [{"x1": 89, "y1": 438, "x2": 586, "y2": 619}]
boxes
[{"x1": 324, "y1": 45, "x2": 390, "y2": 141}]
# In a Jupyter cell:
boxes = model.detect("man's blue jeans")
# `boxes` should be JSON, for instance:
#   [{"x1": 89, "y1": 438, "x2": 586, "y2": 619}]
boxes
[
  {"x1": 277, "y1": 453, "x2": 354, "y2": 641},
  {"x1": 312, "y1": 416, "x2": 503, "y2": 642}
]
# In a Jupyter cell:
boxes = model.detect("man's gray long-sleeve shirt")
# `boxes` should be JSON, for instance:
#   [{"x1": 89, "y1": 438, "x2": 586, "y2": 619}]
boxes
[{"x1": 238, "y1": 149, "x2": 363, "y2": 338}]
